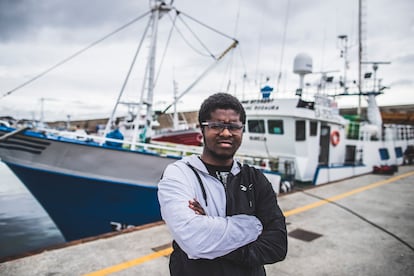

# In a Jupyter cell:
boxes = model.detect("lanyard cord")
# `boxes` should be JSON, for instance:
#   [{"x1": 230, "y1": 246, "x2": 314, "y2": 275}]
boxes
[{"x1": 186, "y1": 163, "x2": 208, "y2": 206}]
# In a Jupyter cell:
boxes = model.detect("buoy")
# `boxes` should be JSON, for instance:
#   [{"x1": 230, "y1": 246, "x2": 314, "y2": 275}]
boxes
[{"x1": 331, "y1": 130, "x2": 340, "y2": 146}]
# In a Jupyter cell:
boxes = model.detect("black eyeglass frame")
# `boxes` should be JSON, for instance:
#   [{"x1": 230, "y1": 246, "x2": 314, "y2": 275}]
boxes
[{"x1": 201, "y1": 121, "x2": 244, "y2": 133}]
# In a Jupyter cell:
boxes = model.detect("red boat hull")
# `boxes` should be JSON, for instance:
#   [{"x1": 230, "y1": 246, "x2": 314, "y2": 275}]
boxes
[{"x1": 151, "y1": 129, "x2": 202, "y2": 146}]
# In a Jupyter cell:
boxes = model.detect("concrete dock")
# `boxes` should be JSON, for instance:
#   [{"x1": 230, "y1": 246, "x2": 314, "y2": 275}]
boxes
[{"x1": 1, "y1": 165, "x2": 413, "y2": 275}]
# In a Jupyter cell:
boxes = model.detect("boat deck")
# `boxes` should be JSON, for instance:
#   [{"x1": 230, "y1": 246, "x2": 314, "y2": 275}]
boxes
[{"x1": 1, "y1": 165, "x2": 414, "y2": 275}]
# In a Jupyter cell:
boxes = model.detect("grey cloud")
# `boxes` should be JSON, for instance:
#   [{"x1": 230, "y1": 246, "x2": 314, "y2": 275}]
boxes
[
  {"x1": 0, "y1": 0, "x2": 143, "y2": 42},
  {"x1": 390, "y1": 79, "x2": 414, "y2": 87},
  {"x1": 394, "y1": 54, "x2": 414, "y2": 65}
]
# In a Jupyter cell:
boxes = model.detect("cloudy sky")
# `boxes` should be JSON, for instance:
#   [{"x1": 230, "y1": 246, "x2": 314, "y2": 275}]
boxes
[{"x1": 0, "y1": 0, "x2": 413, "y2": 122}]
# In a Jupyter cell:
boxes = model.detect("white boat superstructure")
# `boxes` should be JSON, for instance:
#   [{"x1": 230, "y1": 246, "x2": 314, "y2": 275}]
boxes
[
  {"x1": 236, "y1": 52, "x2": 414, "y2": 186},
  {"x1": 239, "y1": 94, "x2": 413, "y2": 185}
]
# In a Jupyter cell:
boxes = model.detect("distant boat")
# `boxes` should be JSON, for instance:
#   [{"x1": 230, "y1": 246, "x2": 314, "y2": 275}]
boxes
[
  {"x1": 233, "y1": 0, "x2": 414, "y2": 187},
  {"x1": 239, "y1": 84, "x2": 413, "y2": 185},
  {"x1": 151, "y1": 128, "x2": 202, "y2": 146},
  {"x1": 117, "y1": 80, "x2": 203, "y2": 147},
  {"x1": 150, "y1": 80, "x2": 202, "y2": 146},
  {"x1": 235, "y1": 21, "x2": 414, "y2": 186}
]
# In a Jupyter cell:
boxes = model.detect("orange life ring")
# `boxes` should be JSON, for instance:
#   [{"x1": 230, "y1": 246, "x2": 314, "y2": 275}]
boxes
[{"x1": 331, "y1": 131, "x2": 340, "y2": 146}]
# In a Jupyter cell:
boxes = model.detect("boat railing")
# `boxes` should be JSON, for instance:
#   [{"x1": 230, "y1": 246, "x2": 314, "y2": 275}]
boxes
[
  {"x1": 346, "y1": 120, "x2": 414, "y2": 143},
  {"x1": 236, "y1": 153, "x2": 296, "y2": 179},
  {"x1": 36, "y1": 127, "x2": 203, "y2": 158},
  {"x1": 383, "y1": 124, "x2": 414, "y2": 141},
  {"x1": 134, "y1": 141, "x2": 203, "y2": 158},
  {"x1": 32, "y1": 126, "x2": 303, "y2": 174}
]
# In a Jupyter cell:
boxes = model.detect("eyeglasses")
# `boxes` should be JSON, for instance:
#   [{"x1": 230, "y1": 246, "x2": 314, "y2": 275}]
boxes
[{"x1": 201, "y1": 121, "x2": 244, "y2": 133}]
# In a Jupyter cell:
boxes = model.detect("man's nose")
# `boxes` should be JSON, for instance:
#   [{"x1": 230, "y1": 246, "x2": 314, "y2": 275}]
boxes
[{"x1": 219, "y1": 127, "x2": 232, "y2": 136}]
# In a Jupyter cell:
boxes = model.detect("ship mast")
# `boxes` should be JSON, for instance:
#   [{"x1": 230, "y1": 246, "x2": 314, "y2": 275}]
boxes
[
  {"x1": 357, "y1": 0, "x2": 371, "y2": 116},
  {"x1": 131, "y1": 1, "x2": 172, "y2": 148},
  {"x1": 103, "y1": 0, "x2": 237, "y2": 148},
  {"x1": 358, "y1": 0, "x2": 362, "y2": 115},
  {"x1": 357, "y1": 0, "x2": 390, "y2": 117}
]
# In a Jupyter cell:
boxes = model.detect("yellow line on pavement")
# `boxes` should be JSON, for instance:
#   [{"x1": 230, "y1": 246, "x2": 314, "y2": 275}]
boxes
[
  {"x1": 83, "y1": 247, "x2": 173, "y2": 276},
  {"x1": 284, "y1": 170, "x2": 414, "y2": 217},
  {"x1": 84, "y1": 170, "x2": 414, "y2": 275}
]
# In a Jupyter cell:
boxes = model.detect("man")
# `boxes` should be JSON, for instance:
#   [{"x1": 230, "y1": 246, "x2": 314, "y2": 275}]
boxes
[{"x1": 158, "y1": 93, "x2": 287, "y2": 275}]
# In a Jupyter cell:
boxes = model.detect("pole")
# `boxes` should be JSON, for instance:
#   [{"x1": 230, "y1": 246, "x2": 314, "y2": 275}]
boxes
[{"x1": 358, "y1": 0, "x2": 362, "y2": 116}]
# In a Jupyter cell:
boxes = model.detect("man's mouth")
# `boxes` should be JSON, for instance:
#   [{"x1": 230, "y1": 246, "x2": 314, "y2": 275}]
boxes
[{"x1": 217, "y1": 140, "x2": 233, "y2": 147}]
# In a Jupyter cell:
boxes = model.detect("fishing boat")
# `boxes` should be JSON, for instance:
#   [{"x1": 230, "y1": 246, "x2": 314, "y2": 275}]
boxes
[
  {"x1": 0, "y1": 0, "x2": 413, "y2": 243},
  {"x1": 111, "y1": 107, "x2": 203, "y2": 146},
  {"x1": 150, "y1": 81, "x2": 202, "y2": 146},
  {"x1": 151, "y1": 128, "x2": 202, "y2": 146},
  {"x1": 0, "y1": 0, "x2": 238, "y2": 241},
  {"x1": 238, "y1": 56, "x2": 414, "y2": 186},
  {"x1": 235, "y1": 0, "x2": 414, "y2": 187},
  {"x1": 118, "y1": 81, "x2": 203, "y2": 147}
]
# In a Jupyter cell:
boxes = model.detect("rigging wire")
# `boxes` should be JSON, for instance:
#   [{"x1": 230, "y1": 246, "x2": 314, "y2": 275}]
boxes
[
  {"x1": 4, "y1": 1, "x2": 238, "y2": 120},
  {"x1": 253, "y1": 4, "x2": 266, "y2": 88},
  {"x1": 178, "y1": 10, "x2": 236, "y2": 41},
  {"x1": 224, "y1": 0, "x2": 243, "y2": 95},
  {"x1": 299, "y1": 188, "x2": 414, "y2": 252},
  {"x1": 176, "y1": 11, "x2": 216, "y2": 59},
  {"x1": 168, "y1": 11, "x2": 211, "y2": 57},
  {"x1": 237, "y1": 45, "x2": 249, "y2": 100},
  {"x1": 103, "y1": 16, "x2": 153, "y2": 138},
  {"x1": 166, "y1": 7, "x2": 239, "y2": 60},
  {"x1": 153, "y1": 11, "x2": 179, "y2": 88},
  {"x1": 1, "y1": 10, "x2": 152, "y2": 100},
  {"x1": 220, "y1": 52, "x2": 235, "y2": 93}
]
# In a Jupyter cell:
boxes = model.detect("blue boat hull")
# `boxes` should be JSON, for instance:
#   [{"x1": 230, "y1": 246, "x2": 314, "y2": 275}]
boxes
[{"x1": 7, "y1": 162, "x2": 161, "y2": 241}]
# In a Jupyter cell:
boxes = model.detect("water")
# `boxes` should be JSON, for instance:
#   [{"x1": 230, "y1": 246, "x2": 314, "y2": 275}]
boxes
[{"x1": 0, "y1": 162, "x2": 65, "y2": 260}]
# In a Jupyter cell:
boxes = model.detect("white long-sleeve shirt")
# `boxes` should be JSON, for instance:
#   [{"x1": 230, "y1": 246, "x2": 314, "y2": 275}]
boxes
[{"x1": 158, "y1": 155, "x2": 263, "y2": 259}]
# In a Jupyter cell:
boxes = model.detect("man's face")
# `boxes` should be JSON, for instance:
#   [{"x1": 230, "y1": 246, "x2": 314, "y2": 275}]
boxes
[{"x1": 201, "y1": 108, "x2": 243, "y2": 166}]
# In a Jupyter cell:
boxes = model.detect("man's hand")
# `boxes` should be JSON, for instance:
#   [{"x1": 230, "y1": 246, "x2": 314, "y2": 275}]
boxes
[{"x1": 189, "y1": 198, "x2": 206, "y2": 215}]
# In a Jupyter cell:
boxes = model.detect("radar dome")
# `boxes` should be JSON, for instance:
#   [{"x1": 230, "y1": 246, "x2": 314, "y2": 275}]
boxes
[{"x1": 293, "y1": 53, "x2": 313, "y2": 74}]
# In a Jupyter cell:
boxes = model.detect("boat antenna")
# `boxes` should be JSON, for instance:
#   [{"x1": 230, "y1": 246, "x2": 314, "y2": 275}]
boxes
[
  {"x1": 360, "y1": 61, "x2": 391, "y2": 93},
  {"x1": 357, "y1": 0, "x2": 369, "y2": 116},
  {"x1": 172, "y1": 79, "x2": 179, "y2": 130},
  {"x1": 312, "y1": 70, "x2": 339, "y2": 95},
  {"x1": 338, "y1": 35, "x2": 349, "y2": 94}
]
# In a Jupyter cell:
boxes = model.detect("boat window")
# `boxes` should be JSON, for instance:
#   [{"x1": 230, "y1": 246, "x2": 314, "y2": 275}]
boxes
[
  {"x1": 310, "y1": 121, "x2": 317, "y2": 136},
  {"x1": 295, "y1": 120, "x2": 306, "y2": 141},
  {"x1": 400, "y1": 127, "x2": 406, "y2": 140},
  {"x1": 395, "y1": 147, "x2": 403, "y2": 158},
  {"x1": 268, "y1": 120, "x2": 284, "y2": 135},
  {"x1": 379, "y1": 148, "x2": 390, "y2": 160},
  {"x1": 345, "y1": 145, "x2": 357, "y2": 165},
  {"x1": 248, "y1": 120, "x2": 265, "y2": 134}
]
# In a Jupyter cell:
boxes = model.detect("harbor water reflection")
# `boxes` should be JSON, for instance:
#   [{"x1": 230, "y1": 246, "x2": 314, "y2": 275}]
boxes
[{"x1": 0, "y1": 162, "x2": 65, "y2": 260}]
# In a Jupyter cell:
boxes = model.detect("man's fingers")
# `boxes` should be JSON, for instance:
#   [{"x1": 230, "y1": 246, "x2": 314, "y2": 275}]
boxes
[{"x1": 188, "y1": 199, "x2": 206, "y2": 215}]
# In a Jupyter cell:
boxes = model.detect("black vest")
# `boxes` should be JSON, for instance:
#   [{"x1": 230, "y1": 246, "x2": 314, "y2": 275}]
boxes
[{"x1": 169, "y1": 164, "x2": 268, "y2": 276}]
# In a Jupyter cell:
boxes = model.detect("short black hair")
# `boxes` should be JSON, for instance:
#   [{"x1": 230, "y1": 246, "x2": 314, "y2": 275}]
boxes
[{"x1": 198, "y1": 93, "x2": 246, "y2": 126}]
